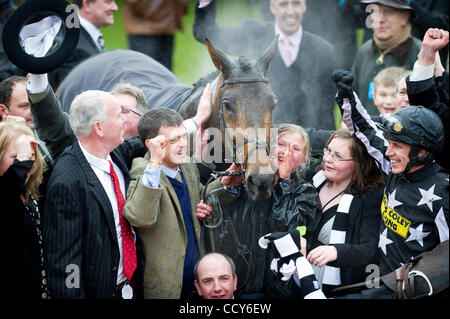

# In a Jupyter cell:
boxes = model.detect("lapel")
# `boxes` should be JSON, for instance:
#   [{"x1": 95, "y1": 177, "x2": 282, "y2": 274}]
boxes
[
  {"x1": 180, "y1": 164, "x2": 199, "y2": 223},
  {"x1": 71, "y1": 142, "x2": 118, "y2": 245},
  {"x1": 80, "y1": 26, "x2": 101, "y2": 54},
  {"x1": 160, "y1": 172, "x2": 188, "y2": 237}
]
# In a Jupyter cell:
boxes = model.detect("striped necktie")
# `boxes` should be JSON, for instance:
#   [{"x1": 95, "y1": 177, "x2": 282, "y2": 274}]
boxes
[{"x1": 97, "y1": 34, "x2": 105, "y2": 51}]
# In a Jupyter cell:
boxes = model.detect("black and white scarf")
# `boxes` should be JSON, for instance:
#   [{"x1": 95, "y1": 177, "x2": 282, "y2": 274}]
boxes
[{"x1": 313, "y1": 170, "x2": 353, "y2": 296}]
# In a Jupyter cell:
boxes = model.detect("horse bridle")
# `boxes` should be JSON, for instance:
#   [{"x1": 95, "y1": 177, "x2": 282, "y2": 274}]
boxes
[
  {"x1": 218, "y1": 77, "x2": 272, "y2": 174},
  {"x1": 200, "y1": 77, "x2": 273, "y2": 290}
]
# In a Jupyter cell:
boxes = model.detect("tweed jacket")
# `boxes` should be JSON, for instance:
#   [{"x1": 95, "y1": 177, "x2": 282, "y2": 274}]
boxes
[{"x1": 124, "y1": 154, "x2": 221, "y2": 298}]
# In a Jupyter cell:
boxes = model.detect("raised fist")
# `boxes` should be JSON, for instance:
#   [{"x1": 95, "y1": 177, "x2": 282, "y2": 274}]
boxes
[{"x1": 331, "y1": 69, "x2": 354, "y2": 99}]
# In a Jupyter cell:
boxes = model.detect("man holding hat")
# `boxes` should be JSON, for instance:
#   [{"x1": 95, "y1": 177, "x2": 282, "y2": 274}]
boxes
[
  {"x1": 47, "y1": 0, "x2": 118, "y2": 91},
  {"x1": 331, "y1": 69, "x2": 448, "y2": 298},
  {"x1": 351, "y1": 0, "x2": 422, "y2": 115}
]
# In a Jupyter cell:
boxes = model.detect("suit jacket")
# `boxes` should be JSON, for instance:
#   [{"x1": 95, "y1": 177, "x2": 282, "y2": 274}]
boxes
[
  {"x1": 193, "y1": 1, "x2": 337, "y2": 130},
  {"x1": 48, "y1": 26, "x2": 101, "y2": 91},
  {"x1": 43, "y1": 139, "x2": 146, "y2": 299},
  {"x1": 123, "y1": 154, "x2": 220, "y2": 299}
]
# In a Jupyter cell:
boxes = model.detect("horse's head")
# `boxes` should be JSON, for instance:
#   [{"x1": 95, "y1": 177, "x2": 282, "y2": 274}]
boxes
[{"x1": 206, "y1": 39, "x2": 278, "y2": 201}]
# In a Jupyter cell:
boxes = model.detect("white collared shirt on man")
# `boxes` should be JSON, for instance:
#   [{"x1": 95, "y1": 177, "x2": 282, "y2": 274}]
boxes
[
  {"x1": 78, "y1": 141, "x2": 135, "y2": 285},
  {"x1": 79, "y1": 14, "x2": 104, "y2": 51}
]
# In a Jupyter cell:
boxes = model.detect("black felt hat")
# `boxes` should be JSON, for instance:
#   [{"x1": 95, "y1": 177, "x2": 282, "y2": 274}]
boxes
[
  {"x1": 2, "y1": 0, "x2": 80, "y2": 74},
  {"x1": 359, "y1": 0, "x2": 416, "y2": 19}
]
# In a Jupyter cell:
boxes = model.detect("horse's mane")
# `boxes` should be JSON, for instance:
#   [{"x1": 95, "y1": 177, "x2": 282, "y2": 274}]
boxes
[
  {"x1": 192, "y1": 69, "x2": 220, "y2": 89},
  {"x1": 237, "y1": 56, "x2": 253, "y2": 73}
]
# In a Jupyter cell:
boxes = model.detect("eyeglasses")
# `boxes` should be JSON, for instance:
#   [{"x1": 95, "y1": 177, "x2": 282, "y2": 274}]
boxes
[
  {"x1": 323, "y1": 148, "x2": 353, "y2": 163},
  {"x1": 121, "y1": 106, "x2": 141, "y2": 117}
]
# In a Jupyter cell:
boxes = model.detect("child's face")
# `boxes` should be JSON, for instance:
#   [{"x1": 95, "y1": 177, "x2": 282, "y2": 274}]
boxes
[{"x1": 373, "y1": 85, "x2": 398, "y2": 115}]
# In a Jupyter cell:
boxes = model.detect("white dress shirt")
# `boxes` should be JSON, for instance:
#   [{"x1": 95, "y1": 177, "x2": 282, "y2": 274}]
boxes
[
  {"x1": 79, "y1": 14, "x2": 104, "y2": 51},
  {"x1": 78, "y1": 141, "x2": 131, "y2": 285},
  {"x1": 275, "y1": 24, "x2": 303, "y2": 67}
]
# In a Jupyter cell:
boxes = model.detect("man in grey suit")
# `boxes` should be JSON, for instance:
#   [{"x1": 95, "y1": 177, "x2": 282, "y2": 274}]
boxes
[
  {"x1": 193, "y1": 0, "x2": 337, "y2": 130},
  {"x1": 48, "y1": 0, "x2": 118, "y2": 90}
]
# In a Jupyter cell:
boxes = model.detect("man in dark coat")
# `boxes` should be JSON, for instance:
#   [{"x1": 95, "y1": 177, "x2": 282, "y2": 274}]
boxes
[
  {"x1": 47, "y1": 0, "x2": 118, "y2": 91},
  {"x1": 193, "y1": 0, "x2": 337, "y2": 130},
  {"x1": 405, "y1": 28, "x2": 449, "y2": 172},
  {"x1": 0, "y1": 0, "x2": 26, "y2": 82}
]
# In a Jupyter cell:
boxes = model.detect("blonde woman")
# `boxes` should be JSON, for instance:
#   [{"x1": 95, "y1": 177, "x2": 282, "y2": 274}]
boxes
[{"x1": 0, "y1": 121, "x2": 49, "y2": 299}]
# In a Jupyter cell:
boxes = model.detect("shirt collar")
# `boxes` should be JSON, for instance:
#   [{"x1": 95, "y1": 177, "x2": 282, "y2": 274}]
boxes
[
  {"x1": 79, "y1": 141, "x2": 111, "y2": 174},
  {"x1": 79, "y1": 14, "x2": 102, "y2": 46},
  {"x1": 403, "y1": 162, "x2": 439, "y2": 183},
  {"x1": 161, "y1": 165, "x2": 181, "y2": 179},
  {"x1": 372, "y1": 36, "x2": 414, "y2": 64},
  {"x1": 274, "y1": 24, "x2": 303, "y2": 47}
]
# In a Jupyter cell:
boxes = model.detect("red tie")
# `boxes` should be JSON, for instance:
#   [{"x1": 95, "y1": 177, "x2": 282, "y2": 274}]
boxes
[{"x1": 108, "y1": 161, "x2": 137, "y2": 281}]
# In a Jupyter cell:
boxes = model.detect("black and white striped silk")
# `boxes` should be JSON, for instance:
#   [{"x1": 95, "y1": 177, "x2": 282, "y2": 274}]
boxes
[{"x1": 259, "y1": 230, "x2": 326, "y2": 299}]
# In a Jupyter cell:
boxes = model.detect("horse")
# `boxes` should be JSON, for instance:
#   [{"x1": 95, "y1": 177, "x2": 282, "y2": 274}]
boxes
[
  {"x1": 57, "y1": 40, "x2": 278, "y2": 200},
  {"x1": 178, "y1": 39, "x2": 278, "y2": 201}
]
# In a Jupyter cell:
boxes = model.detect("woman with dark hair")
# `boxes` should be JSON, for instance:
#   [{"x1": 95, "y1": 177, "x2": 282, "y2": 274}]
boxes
[
  {"x1": 306, "y1": 129, "x2": 385, "y2": 297},
  {"x1": 0, "y1": 121, "x2": 50, "y2": 299}
]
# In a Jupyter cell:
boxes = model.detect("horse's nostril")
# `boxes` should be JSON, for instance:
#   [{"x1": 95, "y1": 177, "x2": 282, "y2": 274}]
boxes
[
  {"x1": 247, "y1": 173, "x2": 274, "y2": 189},
  {"x1": 247, "y1": 174, "x2": 254, "y2": 186}
]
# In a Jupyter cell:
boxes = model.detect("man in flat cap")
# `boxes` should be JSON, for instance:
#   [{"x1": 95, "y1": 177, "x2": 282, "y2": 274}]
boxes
[{"x1": 351, "y1": 0, "x2": 422, "y2": 115}]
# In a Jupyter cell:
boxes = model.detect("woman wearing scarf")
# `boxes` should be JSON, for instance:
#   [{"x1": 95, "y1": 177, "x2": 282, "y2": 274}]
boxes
[
  {"x1": 306, "y1": 130, "x2": 385, "y2": 297},
  {"x1": 0, "y1": 121, "x2": 50, "y2": 299}
]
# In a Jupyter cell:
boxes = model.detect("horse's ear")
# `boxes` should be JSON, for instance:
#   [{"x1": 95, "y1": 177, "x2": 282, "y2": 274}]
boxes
[
  {"x1": 257, "y1": 36, "x2": 278, "y2": 75},
  {"x1": 206, "y1": 38, "x2": 233, "y2": 78}
]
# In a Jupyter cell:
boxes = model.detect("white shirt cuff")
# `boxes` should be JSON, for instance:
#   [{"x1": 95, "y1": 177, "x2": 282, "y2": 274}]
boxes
[
  {"x1": 183, "y1": 118, "x2": 198, "y2": 137},
  {"x1": 141, "y1": 164, "x2": 161, "y2": 189},
  {"x1": 409, "y1": 62, "x2": 434, "y2": 82},
  {"x1": 198, "y1": 0, "x2": 212, "y2": 8},
  {"x1": 26, "y1": 73, "x2": 49, "y2": 94}
]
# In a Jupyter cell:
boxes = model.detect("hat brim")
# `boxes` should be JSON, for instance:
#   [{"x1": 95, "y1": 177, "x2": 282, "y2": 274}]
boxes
[
  {"x1": 2, "y1": 0, "x2": 80, "y2": 74},
  {"x1": 359, "y1": 0, "x2": 416, "y2": 19}
]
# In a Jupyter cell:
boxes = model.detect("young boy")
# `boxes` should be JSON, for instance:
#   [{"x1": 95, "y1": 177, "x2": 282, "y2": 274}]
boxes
[{"x1": 372, "y1": 66, "x2": 407, "y2": 115}]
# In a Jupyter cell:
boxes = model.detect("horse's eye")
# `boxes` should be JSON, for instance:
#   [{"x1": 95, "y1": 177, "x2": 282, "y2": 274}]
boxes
[{"x1": 222, "y1": 101, "x2": 234, "y2": 114}]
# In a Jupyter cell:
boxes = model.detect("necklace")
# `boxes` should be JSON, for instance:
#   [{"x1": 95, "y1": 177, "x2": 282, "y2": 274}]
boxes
[{"x1": 320, "y1": 183, "x2": 347, "y2": 212}]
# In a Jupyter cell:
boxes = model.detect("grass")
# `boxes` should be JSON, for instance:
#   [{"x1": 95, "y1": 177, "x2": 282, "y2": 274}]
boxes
[{"x1": 102, "y1": 0, "x2": 261, "y2": 86}]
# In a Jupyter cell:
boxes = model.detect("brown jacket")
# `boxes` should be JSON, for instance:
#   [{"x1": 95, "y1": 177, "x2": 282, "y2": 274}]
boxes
[
  {"x1": 123, "y1": 0, "x2": 188, "y2": 35},
  {"x1": 123, "y1": 152, "x2": 235, "y2": 298}
]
